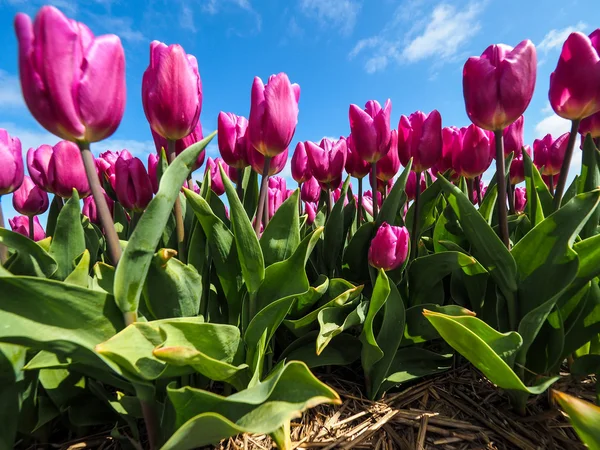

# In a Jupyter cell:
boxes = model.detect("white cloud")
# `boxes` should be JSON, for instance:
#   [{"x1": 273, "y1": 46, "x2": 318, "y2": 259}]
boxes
[
  {"x1": 93, "y1": 16, "x2": 145, "y2": 43},
  {"x1": 0, "y1": 122, "x2": 59, "y2": 152},
  {"x1": 299, "y1": 0, "x2": 361, "y2": 36},
  {"x1": 534, "y1": 113, "x2": 571, "y2": 138},
  {"x1": 101, "y1": 139, "x2": 155, "y2": 158},
  {"x1": 0, "y1": 71, "x2": 24, "y2": 108},
  {"x1": 538, "y1": 22, "x2": 587, "y2": 54},
  {"x1": 203, "y1": 0, "x2": 253, "y2": 14}
]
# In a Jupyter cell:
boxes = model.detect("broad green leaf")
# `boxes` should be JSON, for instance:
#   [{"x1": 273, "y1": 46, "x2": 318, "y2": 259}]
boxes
[
  {"x1": 114, "y1": 132, "x2": 215, "y2": 315},
  {"x1": 260, "y1": 190, "x2": 300, "y2": 267},
  {"x1": 360, "y1": 269, "x2": 390, "y2": 372},
  {"x1": 162, "y1": 361, "x2": 340, "y2": 450},
  {"x1": 377, "y1": 160, "x2": 411, "y2": 226},
  {"x1": 91, "y1": 262, "x2": 115, "y2": 294},
  {"x1": 143, "y1": 249, "x2": 202, "y2": 319},
  {"x1": 82, "y1": 217, "x2": 101, "y2": 267},
  {"x1": 242, "y1": 167, "x2": 259, "y2": 219},
  {"x1": 564, "y1": 175, "x2": 580, "y2": 206},
  {"x1": 0, "y1": 228, "x2": 57, "y2": 278},
  {"x1": 45, "y1": 195, "x2": 62, "y2": 237},
  {"x1": 285, "y1": 333, "x2": 361, "y2": 368},
  {"x1": 342, "y1": 221, "x2": 376, "y2": 285},
  {"x1": 402, "y1": 304, "x2": 475, "y2": 346},
  {"x1": 523, "y1": 149, "x2": 554, "y2": 218},
  {"x1": 405, "y1": 177, "x2": 443, "y2": 236},
  {"x1": 323, "y1": 177, "x2": 351, "y2": 277},
  {"x1": 64, "y1": 250, "x2": 90, "y2": 287},
  {"x1": 433, "y1": 208, "x2": 466, "y2": 253},
  {"x1": 553, "y1": 390, "x2": 600, "y2": 450},
  {"x1": 563, "y1": 281, "x2": 600, "y2": 358},
  {"x1": 579, "y1": 134, "x2": 600, "y2": 239},
  {"x1": 207, "y1": 191, "x2": 230, "y2": 228},
  {"x1": 316, "y1": 300, "x2": 368, "y2": 354},
  {"x1": 438, "y1": 175, "x2": 517, "y2": 297},
  {"x1": 290, "y1": 275, "x2": 329, "y2": 317},
  {"x1": 478, "y1": 184, "x2": 498, "y2": 224},
  {"x1": 220, "y1": 164, "x2": 264, "y2": 294},
  {"x1": 571, "y1": 354, "x2": 600, "y2": 376},
  {"x1": 113, "y1": 202, "x2": 129, "y2": 240},
  {"x1": 39, "y1": 368, "x2": 85, "y2": 412},
  {"x1": 0, "y1": 343, "x2": 26, "y2": 450},
  {"x1": 523, "y1": 149, "x2": 545, "y2": 227}
]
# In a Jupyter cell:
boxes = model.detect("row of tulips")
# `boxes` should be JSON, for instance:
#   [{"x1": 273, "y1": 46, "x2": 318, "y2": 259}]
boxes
[{"x1": 1, "y1": 4, "x2": 600, "y2": 450}]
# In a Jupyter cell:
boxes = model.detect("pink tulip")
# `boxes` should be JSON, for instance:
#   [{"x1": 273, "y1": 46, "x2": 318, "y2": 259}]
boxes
[
  {"x1": 304, "y1": 202, "x2": 317, "y2": 224},
  {"x1": 405, "y1": 170, "x2": 428, "y2": 201},
  {"x1": 543, "y1": 173, "x2": 560, "y2": 190},
  {"x1": 27, "y1": 144, "x2": 53, "y2": 191},
  {"x1": 472, "y1": 180, "x2": 488, "y2": 205},
  {"x1": 47, "y1": 141, "x2": 90, "y2": 198},
  {"x1": 579, "y1": 110, "x2": 600, "y2": 138},
  {"x1": 15, "y1": 6, "x2": 125, "y2": 143},
  {"x1": 463, "y1": 40, "x2": 536, "y2": 131},
  {"x1": 453, "y1": 125, "x2": 492, "y2": 178},
  {"x1": 247, "y1": 145, "x2": 288, "y2": 176},
  {"x1": 368, "y1": 222, "x2": 410, "y2": 271},
  {"x1": 291, "y1": 142, "x2": 311, "y2": 183},
  {"x1": 148, "y1": 153, "x2": 159, "y2": 194},
  {"x1": 398, "y1": 110, "x2": 443, "y2": 172},
  {"x1": 0, "y1": 128, "x2": 23, "y2": 195},
  {"x1": 345, "y1": 134, "x2": 371, "y2": 178},
  {"x1": 218, "y1": 112, "x2": 249, "y2": 169},
  {"x1": 433, "y1": 126, "x2": 461, "y2": 176},
  {"x1": 96, "y1": 149, "x2": 133, "y2": 191},
  {"x1": 549, "y1": 31, "x2": 600, "y2": 120},
  {"x1": 362, "y1": 190, "x2": 382, "y2": 217},
  {"x1": 82, "y1": 190, "x2": 114, "y2": 225},
  {"x1": 115, "y1": 156, "x2": 153, "y2": 211},
  {"x1": 514, "y1": 186, "x2": 527, "y2": 212},
  {"x1": 205, "y1": 157, "x2": 226, "y2": 196},
  {"x1": 267, "y1": 176, "x2": 289, "y2": 218},
  {"x1": 301, "y1": 176, "x2": 320, "y2": 203},
  {"x1": 376, "y1": 130, "x2": 400, "y2": 181},
  {"x1": 503, "y1": 115, "x2": 524, "y2": 156},
  {"x1": 376, "y1": 177, "x2": 393, "y2": 194},
  {"x1": 332, "y1": 188, "x2": 349, "y2": 206},
  {"x1": 142, "y1": 41, "x2": 201, "y2": 140},
  {"x1": 509, "y1": 145, "x2": 531, "y2": 185},
  {"x1": 9, "y1": 215, "x2": 45, "y2": 241},
  {"x1": 348, "y1": 100, "x2": 392, "y2": 163},
  {"x1": 248, "y1": 73, "x2": 300, "y2": 157},
  {"x1": 12, "y1": 176, "x2": 49, "y2": 216},
  {"x1": 533, "y1": 134, "x2": 558, "y2": 176},
  {"x1": 151, "y1": 121, "x2": 205, "y2": 170},
  {"x1": 305, "y1": 137, "x2": 347, "y2": 190}
]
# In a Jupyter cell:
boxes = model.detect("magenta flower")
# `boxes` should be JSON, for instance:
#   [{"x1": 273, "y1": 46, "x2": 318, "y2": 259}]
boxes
[
  {"x1": 82, "y1": 190, "x2": 114, "y2": 225},
  {"x1": 96, "y1": 149, "x2": 133, "y2": 191},
  {"x1": 452, "y1": 125, "x2": 492, "y2": 179},
  {"x1": 579, "y1": 110, "x2": 600, "y2": 138},
  {"x1": 291, "y1": 142, "x2": 311, "y2": 184},
  {"x1": 218, "y1": 112, "x2": 249, "y2": 169},
  {"x1": 345, "y1": 133, "x2": 371, "y2": 178},
  {"x1": 267, "y1": 176, "x2": 289, "y2": 218},
  {"x1": 305, "y1": 137, "x2": 347, "y2": 190},
  {"x1": 301, "y1": 176, "x2": 320, "y2": 203},
  {"x1": 304, "y1": 201, "x2": 317, "y2": 224},
  {"x1": 115, "y1": 156, "x2": 153, "y2": 212},
  {"x1": 433, "y1": 126, "x2": 461, "y2": 176},
  {"x1": 368, "y1": 222, "x2": 410, "y2": 271},
  {"x1": 12, "y1": 176, "x2": 48, "y2": 216},
  {"x1": 405, "y1": 170, "x2": 428, "y2": 201},
  {"x1": 348, "y1": 99, "x2": 392, "y2": 163},
  {"x1": 376, "y1": 130, "x2": 400, "y2": 181},
  {"x1": 27, "y1": 144, "x2": 53, "y2": 191},
  {"x1": 148, "y1": 153, "x2": 159, "y2": 194},
  {"x1": 514, "y1": 186, "x2": 527, "y2": 212},
  {"x1": 247, "y1": 145, "x2": 288, "y2": 176},
  {"x1": 398, "y1": 110, "x2": 443, "y2": 173},
  {"x1": 151, "y1": 121, "x2": 205, "y2": 171},
  {"x1": 503, "y1": 115, "x2": 524, "y2": 156},
  {"x1": 9, "y1": 215, "x2": 45, "y2": 241},
  {"x1": 47, "y1": 141, "x2": 90, "y2": 198},
  {"x1": 509, "y1": 145, "x2": 531, "y2": 185},
  {"x1": 0, "y1": 128, "x2": 23, "y2": 195}
]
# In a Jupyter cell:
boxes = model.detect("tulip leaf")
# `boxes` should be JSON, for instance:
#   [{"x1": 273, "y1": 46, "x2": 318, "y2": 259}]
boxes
[
  {"x1": 49, "y1": 191, "x2": 86, "y2": 280},
  {"x1": 323, "y1": 177, "x2": 351, "y2": 277},
  {"x1": 207, "y1": 191, "x2": 230, "y2": 227},
  {"x1": 290, "y1": 274, "x2": 329, "y2": 317},
  {"x1": 342, "y1": 221, "x2": 376, "y2": 285},
  {"x1": 438, "y1": 175, "x2": 517, "y2": 297},
  {"x1": 562, "y1": 281, "x2": 600, "y2": 359},
  {"x1": 522, "y1": 150, "x2": 545, "y2": 227},
  {"x1": 64, "y1": 250, "x2": 91, "y2": 287},
  {"x1": 0, "y1": 228, "x2": 57, "y2": 278},
  {"x1": 219, "y1": 164, "x2": 264, "y2": 294},
  {"x1": 433, "y1": 209, "x2": 466, "y2": 253},
  {"x1": 113, "y1": 202, "x2": 130, "y2": 240},
  {"x1": 552, "y1": 390, "x2": 600, "y2": 450},
  {"x1": 378, "y1": 160, "x2": 411, "y2": 227},
  {"x1": 0, "y1": 343, "x2": 26, "y2": 450},
  {"x1": 256, "y1": 227, "x2": 323, "y2": 311},
  {"x1": 91, "y1": 262, "x2": 115, "y2": 294},
  {"x1": 405, "y1": 177, "x2": 443, "y2": 236},
  {"x1": 316, "y1": 300, "x2": 368, "y2": 354},
  {"x1": 285, "y1": 333, "x2": 361, "y2": 368},
  {"x1": 114, "y1": 132, "x2": 215, "y2": 315},
  {"x1": 402, "y1": 303, "x2": 475, "y2": 346},
  {"x1": 242, "y1": 167, "x2": 259, "y2": 219},
  {"x1": 579, "y1": 134, "x2": 600, "y2": 239},
  {"x1": 260, "y1": 190, "x2": 301, "y2": 267},
  {"x1": 82, "y1": 217, "x2": 101, "y2": 268}
]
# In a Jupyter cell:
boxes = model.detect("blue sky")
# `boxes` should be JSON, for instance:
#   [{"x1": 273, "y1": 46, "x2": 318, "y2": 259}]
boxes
[{"x1": 0, "y1": 0, "x2": 598, "y2": 224}]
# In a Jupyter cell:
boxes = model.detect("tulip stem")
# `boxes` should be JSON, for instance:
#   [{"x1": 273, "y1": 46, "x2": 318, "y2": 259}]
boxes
[
  {"x1": 410, "y1": 171, "x2": 422, "y2": 260},
  {"x1": 236, "y1": 168, "x2": 244, "y2": 201},
  {"x1": 475, "y1": 177, "x2": 482, "y2": 207},
  {"x1": 326, "y1": 189, "x2": 332, "y2": 216},
  {"x1": 357, "y1": 178, "x2": 363, "y2": 225},
  {"x1": 493, "y1": 130, "x2": 510, "y2": 249},
  {"x1": 370, "y1": 162, "x2": 378, "y2": 220},
  {"x1": 549, "y1": 176, "x2": 555, "y2": 195},
  {"x1": 553, "y1": 119, "x2": 581, "y2": 210},
  {"x1": 466, "y1": 178, "x2": 475, "y2": 205},
  {"x1": 28, "y1": 216, "x2": 34, "y2": 241},
  {"x1": 78, "y1": 142, "x2": 123, "y2": 267},
  {"x1": 298, "y1": 182, "x2": 303, "y2": 216},
  {"x1": 508, "y1": 184, "x2": 515, "y2": 215},
  {"x1": 0, "y1": 202, "x2": 7, "y2": 264},
  {"x1": 167, "y1": 140, "x2": 186, "y2": 263},
  {"x1": 254, "y1": 157, "x2": 271, "y2": 235}
]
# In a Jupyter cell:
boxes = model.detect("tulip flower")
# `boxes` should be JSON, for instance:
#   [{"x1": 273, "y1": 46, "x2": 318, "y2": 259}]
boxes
[
  {"x1": 305, "y1": 138, "x2": 347, "y2": 191},
  {"x1": 345, "y1": 134, "x2": 371, "y2": 178},
  {"x1": 115, "y1": 156, "x2": 153, "y2": 212},
  {"x1": 148, "y1": 153, "x2": 159, "y2": 194},
  {"x1": 301, "y1": 176, "x2": 320, "y2": 203},
  {"x1": 218, "y1": 112, "x2": 249, "y2": 169},
  {"x1": 47, "y1": 141, "x2": 91, "y2": 198},
  {"x1": 348, "y1": 100, "x2": 392, "y2": 163},
  {"x1": 9, "y1": 215, "x2": 45, "y2": 241},
  {"x1": 368, "y1": 222, "x2": 410, "y2": 271},
  {"x1": 397, "y1": 110, "x2": 443, "y2": 173},
  {"x1": 543, "y1": 173, "x2": 560, "y2": 192},
  {"x1": 151, "y1": 121, "x2": 205, "y2": 171},
  {"x1": 509, "y1": 145, "x2": 531, "y2": 185},
  {"x1": 405, "y1": 170, "x2": 427, "y2": 202},
  {"x1": 579, "y1": 110, "x2": 600, "y2": 138},
  {"x1": 472, "y1": 180, "x2": 488, "y2": 205},
  {"x1": 83, "y1": 190, "x2": 114, "y2": 226},
  {"x1": 15, "y1": 6, "x2": 125, "y2": 143},
  {"x1": 0, "y1": 128, "x2": 24, "y2": 195},
  {"x1": 503, "y1": 116, "x2": 524, "y2": 157},
  {"x1": 267, "y1": 176, "x2": 289, "y2": 218},
  {"x1": 376, "y1": 130, "x2": 400, "y2": 181},
  {"x1": 463, "y1": 40, "x2": 536, "y2": 131},
  {"x1": 96, "y1": 149, "x2": 133, "y2": 192},
  {"x1": 248, "y1": 73, "x2": 300, "y2": 157},
  {"x1": 142, "y1": 41, "x2": 202, "y2": 141},
  {"x1": 533, "y1": 134, "x2": 559, "y2": 176},
  {"x1": 362, "y1": 190, "x2": 382, "y2": 218},
  {"x1": 291, "y1": 142, "x2": 311, "y2": 184},
  {"x1": 205, "y1": 157, "x2": 226, "y2": 196},
  {"x1": 304, "y1": 202, "x2": 317, "y2": 224},
  {"x1": 433, "y1": 126, "x2": 461, "y2": 176},
  {"x1": 452, "y1": 125, "x2": 492, "y2": 179},
  {"x1": 247, "y1": 145, "x2": 288, "y2": 176},
  {"x1": 27, "y1": 144, "x2": 53, "y2": 191},
  {"x1": 332, "y1": 188, "x2": 350, "y2": 207},
  {"x1": 514, "y1": 186, "x2": 527, "y2": 213},
  {"x1": 12, "y1": 176, "x2": 49, "y2": 216}
]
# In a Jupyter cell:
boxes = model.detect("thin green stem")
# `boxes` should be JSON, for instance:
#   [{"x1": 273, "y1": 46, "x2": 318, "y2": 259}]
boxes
[
  {"x1": 28, "y1": 215, "x2": 34, "y2": 240},
  {"x1": 326, "y1": 188, "x2": 332, "y2": 216},
  {"x1": 298, "y1": 182, "x2": 303, "y2": 216},
  {"x1": 370, "y1": 162, "x2": 378, "y2": 220},
  {"x1": 0, "y1": 201, "x2": 7, "y2": 264},
  {"x1": 236, "y1": 168, "x2": 244, "y2": 200},
  {"x1": 466, "y1": 177, "x2": 474, "y2": 205},
  {"x1": 254, "y1": 157, "x2": 271, "y2": 235},
  {"x1": 549, "y1": 175, "x2": 554, "y2": 195},
  {"x1": 167, "y1": 139, "x2": 186, "y2": 263},
  {"x1": 493, "y1": 130, "x2": 510, "y2": 249},
  {"x1": 410, "y1": 171, "x2": 422, "y2": 260},
  {"x1": 475, "y1": 176, "x2": 482, "y2": 207},
  {"x1": 357, "y1": 177, "x2": 363, "y2": 225},
  {"x1": 508, "y1": 183, "x2": 515, "y2": 215},
  {"x1": 553, "y1": 119, "x2": 581, "y2": 210}
]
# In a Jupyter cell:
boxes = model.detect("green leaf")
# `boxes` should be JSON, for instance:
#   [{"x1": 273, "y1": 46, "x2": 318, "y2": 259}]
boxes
[
  {"x1": 162, "y1": 361, "x2": 340, "y2": 450},
  {"x1": 220, "y1": 164, "x2": 264, "y2": 294},
  {"x1": 45, "y1": 195, "x2": 62, "y2": 237},
  {"x1": 438, "y1": 175, "x2": 517, "y2": 296},
  {"x1": 563, "y1": 281, "x2": 600, "y2": 358},
  {"x1": 564, "y1": 175, "x2": 580, "y2": 206},
  {"x1": 571, "y1": 354, "x2": 600, "y2": 376},
  {"x1": 289, "y1": 275, "x2": 329, "y2": 317},
  {"x1": 342, "y1": 221, "x2": 376, "y2": 285},
  {"x1": 0, "y1": 228, "x2": 57, "y2": 278},
  {"x1": 260, "y1": 190, "x2": 300, "y2": 267},
  {"x1": 0, "y1": 343, "x2": 26, "y2": 450},
  {"x1": 91, "y1": 262, "x2": 115, "y2": 294},
  {"x1": 284, "y1": 333, "x2": 361, "y2": 368},
  {"x1": 64, "y1": 250, "x2": 90, "y2": 287},
  {"x1": 323, "y1": 177, "x2": 351, "y2": 277},
  {"x1": 39, "y1": 368, "x2": 85, "y2": 412},
  {"x1": 405, "y1": 177, "x2": 443, "y2": 236},
  {"x1": 378, "y1": 160, "x2": 411, "y2": 226},
  {"x1": 242, "y1": 167, "x2": 259, "y2": 219},
  {"x1": 114, "y1": 132, "x2": 215, "y2": 315},
  {"x1": 82, "y1": 216, "x2": 101, "y2": 267},
  {"x1": 552, "y1": 390, "x2": 600, "y2": 450},
  {"x1": 523, "y1": 149, "x2": 545, "y2": 227},
  {"x1": 113, "y1": 202, "x2": 130, "y2": 240},
  {"x1": 316, "y1": 300, "x2": 368, "y2": 354},
  {"x1": 360, "y1": 270, "x2": 390, "y2": 372},
  {"x1": 143, "y1": 249, "x2": 202, "y2": 319},
  {"x1": 402, "y1": 304, "x2": 475, "y2": 346},
  {"x1": 48, "y1": 191, "x2": 86, "y2": 280},
  {"x1": 579, "y1": 134, "x2": 600, "y2": 239}
]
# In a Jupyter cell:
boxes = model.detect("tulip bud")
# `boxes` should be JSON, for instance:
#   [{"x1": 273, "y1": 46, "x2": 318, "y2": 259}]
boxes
[
  {"x1": 549, "y1": 31, "x2": 600, "y2": 120},
  {"x1": 96, "y1": 149, "x2": 133, "y2": 191},
  {"x1": 514, "y1": 186, "x2": 527, "y2": 212},
  {"x1": 362, "y1": 190, "x2": 382, "y2": 217},
  {"x1": 151, "y1": 121, "x2": 205, "y2": 171},
  {"x1": 398, "y1": 110, "x2": 443, "y2": 172},
  {"x1": 205, "y1": 157, "x2": 234, "y2": 196},
  {"x1": 434, "y1": 126, "x2": 461, "y2": 176},
  {"x1": 305, "y1": 138, "x2": 347, "y2": 190},
  {"x1": 114, "y1": 156, "x2": 153, "y2": 211},
  {"x1": 376, "y1": 130, "x2": 400, "y2": 181},
  {"x1": 463, "y1": 41, "x2": 536, "y2": 131},
  {"x1": 376, "y1": 177, "x2": 393, "y2": 194},
  {"x1": 248, "y1": 73, "x2": 300, "y2": 157},
  {"x1": 332, "y1": 188, "x2": 349, "y2": 206},
  {"x1": 345, "y1": 134, "x2": 371, "y2": 178},
  {"x1": 142, "y1": 41, "x2": 202, "y2": 140},
  {"x1": 579, "y1": 110, "x2": 600, "y2": 138},
  {"x1": 304, "y1": 201, "x2": 317, "y2": 224},
  {"x1": 27, "y1": 144, "x2": 53, "y2": 191},
  {"x1": 267, "y1": 176, "x2": 289, "y2": 218},
  {"x1": 537, "y1": 133, "x2": 568, "y2": 177},
  {"x1": 148, "y1": 153, "x2": 159, "y2": 194},
  {"x1": 453, "y1": 125, "x2": 492, "y2": 178},
  {"x1": 405, "y1": 170, "x2": 428, "y2": 201},
  {"x1": 348, "y1": 99, "x2": 392, "y2": 162},
  {"x1": 247, "y1": 145, "x2": 288, "y2": 176},
  {"x1": 12, "y1": 176, "x2": 49, "y2": 216},
  {"x1": 83, "y1": 190, "x2": 114, "y2": 225},
  {"x1": 0, "y1": 129, "x2": 24, "y2": 195},
  {"x1": 291, "y1": 142, "x2": 311, "y2": 183},
  {"x1": 15, "y1": 6, "x2": 125, "y2": 142},
  {"x1": 472, "y1": 180, "x2": 487, "y2": 205},
  {"x1": 301, "y1": 176, "x2": 320, "y2": 203},
  {"x1": 503, "y1": 115, "x2": 524, "y2": 156},
  {"x1": 9, "y1": 215, "x2": 45, "y2": 241},
  {"x1": 47, "y1": 141, "x2": 91, "y2": 198},
  {"x1": 218, "y1": 112, "x2": 249, "y2": 169},
  {"x1": 509, "y1": 145, "x2": 531, "y2": 185},
  {"x1": 368, "y1": 222, "x2": 410, "y2": 271}
]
